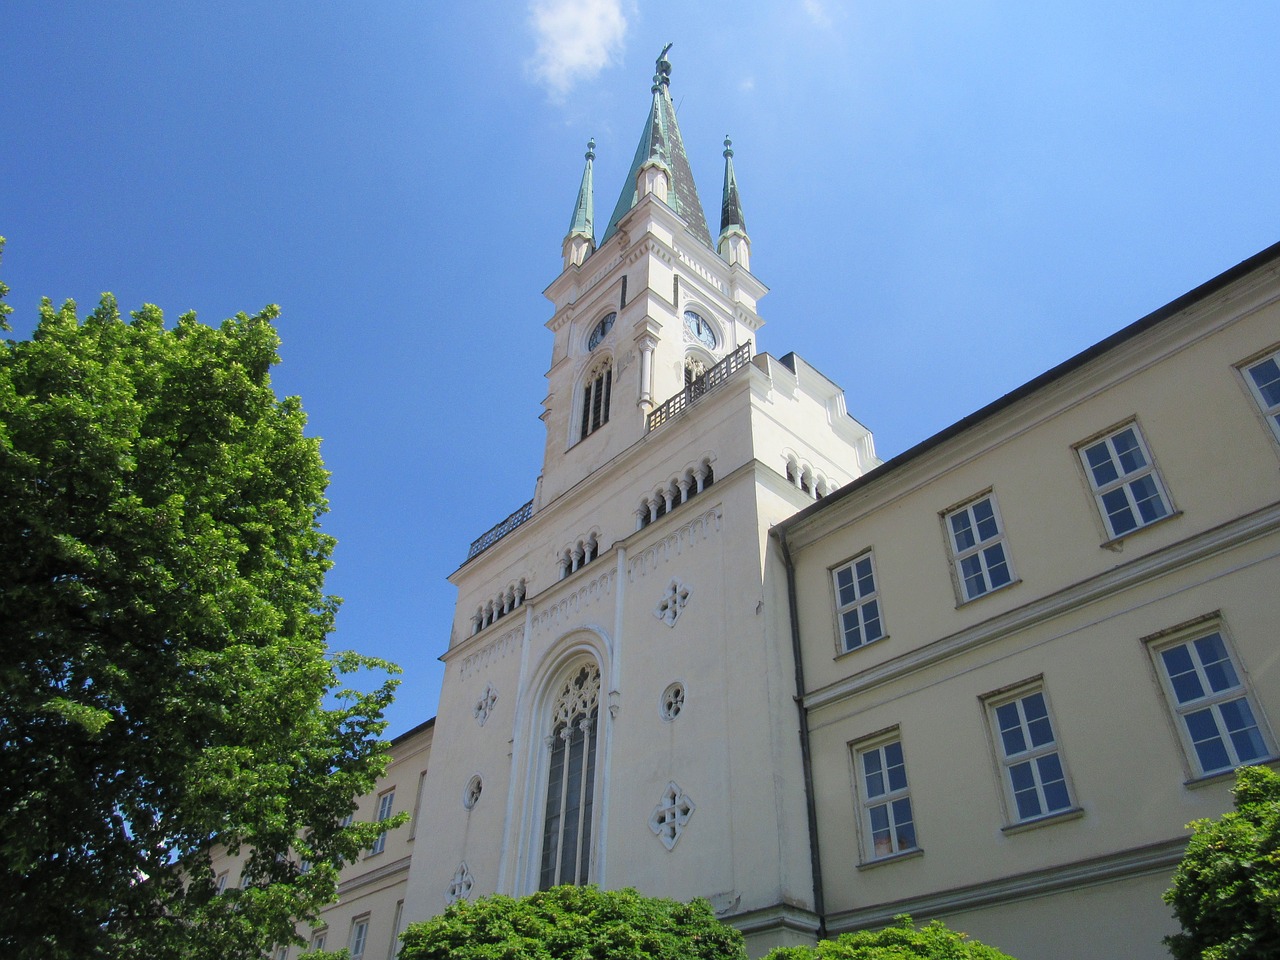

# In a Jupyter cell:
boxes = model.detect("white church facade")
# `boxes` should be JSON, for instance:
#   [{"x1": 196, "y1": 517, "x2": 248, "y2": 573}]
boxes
[{"x1": 214, "y1": 51, "x2": 1280, "y2": 960}]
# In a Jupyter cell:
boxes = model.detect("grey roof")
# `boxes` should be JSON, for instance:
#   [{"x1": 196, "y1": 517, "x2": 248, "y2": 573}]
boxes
[
  {"x1": 565, "y1": 139, "x2": 595, "y2": 243},
  {"x1": 719, "y1": 137, "x2": 747, "y2": 238},
  {"x1": 601, "y1": 49, "x2": 713, "y2": 249}
]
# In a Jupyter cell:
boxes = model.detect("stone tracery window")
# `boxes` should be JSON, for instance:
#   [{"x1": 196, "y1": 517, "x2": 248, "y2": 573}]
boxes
[{"x1": 539, "y1": 661, "x2": 601, "y2": 890}]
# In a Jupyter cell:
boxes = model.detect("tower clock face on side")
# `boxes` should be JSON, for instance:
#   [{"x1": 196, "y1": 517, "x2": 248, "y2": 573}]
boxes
[
  {"x1": 588, "y1": 312, "x2": 616, "y2": 351},
  {"x1": 683, "y1": 310, "x2": 717, "y2": 349}
]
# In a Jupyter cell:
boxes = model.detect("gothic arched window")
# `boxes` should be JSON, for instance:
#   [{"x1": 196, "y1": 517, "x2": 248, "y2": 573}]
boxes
[
  {"x1": 538, "y1": 661, "x2": 601, "y2": 890},
  {"x1": 580, "y1": 362, "x2": 612, "y2": 441}
]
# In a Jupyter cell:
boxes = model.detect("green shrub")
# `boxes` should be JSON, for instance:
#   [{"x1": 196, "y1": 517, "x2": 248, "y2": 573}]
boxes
[
  {"x1": 761, "y1": 915, "x2": 1016, "y2": 959},
  {"x1": 398, "y1": 885, "x2": 746, "y2": 960},
  {"x1": 1164, "y1": 765, "x2": 1280, "y2": 960}
]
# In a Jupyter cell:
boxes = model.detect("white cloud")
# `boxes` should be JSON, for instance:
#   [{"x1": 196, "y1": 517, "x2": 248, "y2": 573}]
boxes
[
  {"x1": 802, "y1": 0, "x2": 832, "y2": 29},
  {"x1": 528, "y1": 0, "x2": 628, "y2": 99}
]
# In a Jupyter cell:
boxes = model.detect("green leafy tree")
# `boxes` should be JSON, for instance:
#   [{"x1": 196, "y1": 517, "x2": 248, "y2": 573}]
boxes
[
  {"x1": 762, "y1": 915, "x2": 1017, "y2": 960},
  {"x1": 1164, "y1": 765, "x2": 1280, "y2": 960},
  {"x1": 0, "y1": 239, "x2": 401, "y2": 960},
  {"x1": 398, "y1": 885, "x2": 748, "y2": 960}
]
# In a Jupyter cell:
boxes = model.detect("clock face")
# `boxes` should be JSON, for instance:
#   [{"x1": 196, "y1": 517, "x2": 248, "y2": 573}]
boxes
[
  {"x1": 588, "y1": 312, "x2": 616, "y2": 351},
  {"x1": 683, "y1": 310, "x2": 717, "y2": 349}
]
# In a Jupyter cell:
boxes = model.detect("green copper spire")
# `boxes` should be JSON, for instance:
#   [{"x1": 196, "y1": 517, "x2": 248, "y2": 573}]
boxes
[
  {"x1": 566, "y1": 138, "x2": 596, "y2": 243},
  {"x1": 601, "y1": 45, "x2": 713, "y2": 249},
  {"x1": 719, "y1": 136, "x2": 747, "y2": 238}
]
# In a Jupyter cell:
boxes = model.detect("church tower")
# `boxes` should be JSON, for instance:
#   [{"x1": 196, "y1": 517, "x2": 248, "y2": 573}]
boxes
[{"x1": 403, "y1": 49, "x2": 878, "y2": 955}]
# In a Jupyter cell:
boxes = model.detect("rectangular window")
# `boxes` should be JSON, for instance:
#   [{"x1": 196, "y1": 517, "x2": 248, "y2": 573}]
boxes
[
  {"x1": 214, "y1": 871, "x2": 228, "y2": 894},
  {"x1": 370, "y1": 789, "x2": 395, "y2": 855},
  {"x1": 350, "y1": 919, "x2": 369, "y2": 960},
  {"x1": 388, "y1": 901, "x2": 405, "y2": 960},
  {"x1": 832, "y1": 552, "x2": 884, "y2": 653},
  {"x1": 1243, "y1": 348, "x2": 1280, "y2": 443},
  {"x1": 1153, "y1": 629, "x2": 1271, "y2": 777},
  {"x1": 312, "y1": 933, "x2": 327, "y2": 952},
  {"x1": 945, "y1": 494, "x2": 1014, "y2": 601},
  {"x1": 987, "y1": 687, "x2": 1073, "y2": 822},
  {"x1": 854, "y1": 736, "x2": 917, "y2": 860},
  {"x1": 1078, "y1": 423, "x2": 1171, "y2": 538}
]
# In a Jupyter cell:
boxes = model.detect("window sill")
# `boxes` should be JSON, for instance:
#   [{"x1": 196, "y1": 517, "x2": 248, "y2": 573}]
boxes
[
  {"x1": 955, "y1": 577, "x2": 1022, "y2": 609},
  {"x1": 1185, "y1": 756, "x2": 1280, "y2": 789},
  {"x1": 856, "y1": 847, "x2": 923, "y2": 871},
  {"x1": 834, "y1": 635, "x2": 889, "y2": 662},
  {"x1": 1001, "y1": 806, "x2": 1084, "y2": 836},
  {"x1": 1099, "y1": 510, "x2": 1183, "y2": 551}
]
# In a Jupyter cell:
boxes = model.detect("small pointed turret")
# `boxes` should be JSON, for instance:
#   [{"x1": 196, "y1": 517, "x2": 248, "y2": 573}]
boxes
[
  {"x1": 563, "y1": 139, "x2": 596, "y2": 268},
  {"x1": 717, "y1": 136, "x2": 750, "y2": 269},
  {"x1": 601, "y1": 45, "x2": 713, "y2": 249}
]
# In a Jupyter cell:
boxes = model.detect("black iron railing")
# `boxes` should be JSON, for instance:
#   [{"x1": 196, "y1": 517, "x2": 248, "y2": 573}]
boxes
[
  {"x1": 646, "y1": 343, "x2": 752, "y2": 432},
  {"x1": 467, "y1": 499, "x2": 534, "y2": 561}
]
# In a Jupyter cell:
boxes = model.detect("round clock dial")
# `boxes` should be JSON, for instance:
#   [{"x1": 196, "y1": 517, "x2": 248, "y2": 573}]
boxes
[
  {"x1": 683, "y1": 310, "x2": 717, "y2": 349},
  {"x1": 588, "y1": 312, "x2": 616, "y2": 351}
]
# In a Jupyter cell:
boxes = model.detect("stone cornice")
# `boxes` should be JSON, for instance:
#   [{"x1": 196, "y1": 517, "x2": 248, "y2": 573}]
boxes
[
  {"x1": 803, "y1": 499, "x2": 1280, "y2": 711},
  {"x1": 823, "y1": 837, "x2": 1186, "y2": 933}
]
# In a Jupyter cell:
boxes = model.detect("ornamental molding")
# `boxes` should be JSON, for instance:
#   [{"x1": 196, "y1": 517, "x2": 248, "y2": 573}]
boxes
[
  {"x1": 531, "y1": 567, "x2": 616, "y2": 634},
  {"x1": 446, "y1": 861, "x2": 474, "y2": 905},
  {"x1": 654, "y1": 578, "x2": 691, "y2": 627},
  {"x1": 473, "y1": 683, "x2": 498, "y2": 726},
  {"x1": 649, "y1": 781, "x2": 696, "y2": 851},
  {"x1": 628, "y1": 506, "x2": 723, "y2": 581},
  {"x1": 458, "y1": 627, "x2": 521, "y2": 681}
]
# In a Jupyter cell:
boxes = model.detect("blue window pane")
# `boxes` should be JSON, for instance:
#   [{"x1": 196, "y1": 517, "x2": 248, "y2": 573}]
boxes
[
  {"x1": 885, "y1": 747, "x2": 907, "y2": 792},
  {"x1": 1185, "y1": 708, "x2": 1230, "y2": 772},
  {"x1": 1219, "y1": 699, "x2": 1267, "y2": 762},
  {"x1": 1113, "y1": 428, "x2": 1147, "y2": 474},
  {"x1": 1085, "y1": 442, "x2": 1118, "y2": 486},
  {"x1": 997, "y1": 703, "x2": 1026, "y2": 755},
  {"x1": 1248, "y1": 358, "x2": 1280, "y2": 406},
  {"x1": 855, "y1": 558, "x2": 874, "y2": 594},
  {"x1": 961, "y1": 555, "x2": 987, "y2": 598},
  {"x1": 863, "y1": 751, "x2": 885, "y2": 797},
  {"x1": 863, "y1": 601, "x2": 883, "y2": 643},
  {"x1": 1162, "y1": 646, "x2": 1204, "y2": 703},
  {"x1": 973, "y1": 498, "x2": 998, "y2": 541},
  {"x1": 842, "y1": 610, "x2": 864, "y2": 649},
  {"x1": 1102, "y1": 488, "x2": 1136, "y2": 534},
  {"x1": 1194, "y1": 634, "x2": 1238, "y2": 692},
  {"x1": 869, "y1": 803, "x2": 889, "y2": 834},
  {"x1": 1026, "y1": 716, "x2": 1054, "y2": 750},
  {"x1": 1130, "y1": 475, "x2": 1168, "y2": 523},
  {"x1": 950, "y1": 512, "x2": 976, "y2": 551},
  {"x1": 836, "y1": 567, "x2": 858, "y2": 606},
  {"x1": 1009, "y1": 760, "x2": 1036, "y2": 793},
  {"x1": 984, "y1": 545, "x2": 1011, "y2": 588},
  {"x1": 1036, "y1": 754, "x2": 1070, "y2": 811},
  {"x1": 892, "y1": 798, "x2": 915, "y2": 846}
]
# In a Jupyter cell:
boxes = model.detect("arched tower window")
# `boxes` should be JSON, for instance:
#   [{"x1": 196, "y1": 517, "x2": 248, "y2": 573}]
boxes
[
  {"x1": 580, "y1": 361, "x2": 612, "y2": 441},
  {"x1": 539, "y1": 661, "x2": 601, "y2": 889}
]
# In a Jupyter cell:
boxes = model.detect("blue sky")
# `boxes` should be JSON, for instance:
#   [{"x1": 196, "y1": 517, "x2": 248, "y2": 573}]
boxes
[{"x1": 5, "y1": 2, "x2": 1280, "y2": 736}]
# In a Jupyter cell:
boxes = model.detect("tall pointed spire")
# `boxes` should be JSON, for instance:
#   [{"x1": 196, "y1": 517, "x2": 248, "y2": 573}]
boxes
[
  {"x1": 600, "y1": 45, "x2": 713, "y2": 249},
  {"x1": 563, "y1": 139, "x2": 596, "y2": 268},
  {"x1": 717, "y1": 136, "x2": 751, "y2": 269}
]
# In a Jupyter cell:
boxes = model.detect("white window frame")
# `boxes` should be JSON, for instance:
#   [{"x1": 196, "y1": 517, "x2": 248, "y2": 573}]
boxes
[
  {"x1": 214, "y1": 871, "x2": 228, "y2": 894},
  {"x1": 984, "y1": 683, "x2": 1075, "y2": 825},
  {"x1": 831, "y1": 550, "x2": 885, "y2": 653},
  {"x1": 311, "y1": 931, "x2": 327, "y2": 952},
  {"x1": 1149, "y1": 623, "x2": 1273, "y2": 779},
  {"x1": 1077, "y1": 422, "x2": 1172, "y2": 540},
  {"x1": 370, "y1": 789, "x2": 395, "y2": 855},
  {"x1": 387, "y1": 900, "x2": 405, "y2": 960},
  {"x1": 852, "y1": 732, "x2": 918, "y2": 862},
  {"x1": 1240, "y1": 346, "x2": 1280, "y2": 445},
  {"x1": 349, "y1": 917, "x2": 370, "y2": 960},
  {"x1": 943, "y1": 492, "x2": 1015, "y2": 602}
]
